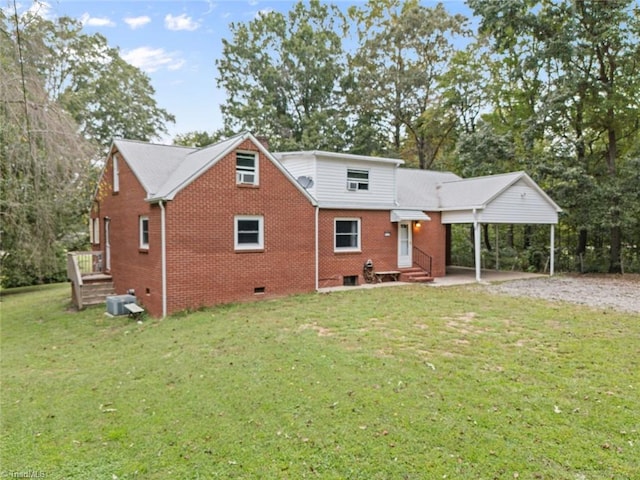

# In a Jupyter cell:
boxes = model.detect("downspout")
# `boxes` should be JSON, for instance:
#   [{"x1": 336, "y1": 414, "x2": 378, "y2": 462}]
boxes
[
  {"x1": 159, "y1": 200, "x2": 167, "y2": 318},
  {"x1": 315, "y1": 205, "x2": 319, "y2": 291}
]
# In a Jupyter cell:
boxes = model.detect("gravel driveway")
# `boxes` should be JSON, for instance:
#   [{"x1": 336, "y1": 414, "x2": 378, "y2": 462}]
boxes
[{"x1": 486, "y1": 274, "x2": 640, "y2": 315}]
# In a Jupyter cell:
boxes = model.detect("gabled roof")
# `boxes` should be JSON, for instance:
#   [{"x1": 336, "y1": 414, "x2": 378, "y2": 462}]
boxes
[
  {"x1": 437, "y1": 171, "x2": 562, "y2": 212},
  {"x1": 110, "y1": 132, "x2": 317, "y2": 205},
  {"x1": 113, "y1": 139, "x2": 195, "y2": 196},
  {"x1": 396, "y1": 168, "x2": 462, "y2": 210}
]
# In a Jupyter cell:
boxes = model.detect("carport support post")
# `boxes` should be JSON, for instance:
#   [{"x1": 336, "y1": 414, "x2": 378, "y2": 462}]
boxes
[
  {"x1": 550, "y1": 224, "x2": 555, "y2": 276},
  {"x1": 474, "y1": 216, "x2": 482, "y2": 282}
]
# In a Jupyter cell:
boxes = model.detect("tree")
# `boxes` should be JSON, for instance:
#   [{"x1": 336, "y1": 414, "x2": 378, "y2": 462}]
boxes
[
  {"x1": 348, "y1": 0, "x2": 468, "y2": 168},
  {"x1": 19, "y1": 14, "x2": 175, "y2": 149},
  {"x1": 173, "y1": 130, "x2": 227, "y2": 148},
  {"x1": 216, "y1": 0, "x2": 348, "y2": 151},
  {"x1": 1, "y1": 8, "x2": 95, "y2": 287},
  {"x1": 469, "y1": 0, "x2": 640, "y2": 273}
]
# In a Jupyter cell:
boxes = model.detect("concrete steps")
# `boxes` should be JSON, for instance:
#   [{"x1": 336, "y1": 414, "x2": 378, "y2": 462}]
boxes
[{"x1": 399, "y1": 267, "x2": 434, "y2": 283}]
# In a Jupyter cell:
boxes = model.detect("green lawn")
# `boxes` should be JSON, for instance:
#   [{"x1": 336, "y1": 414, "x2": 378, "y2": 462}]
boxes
[{"x1": 1, "y1": 283, "x2": 638, "y2": 479}]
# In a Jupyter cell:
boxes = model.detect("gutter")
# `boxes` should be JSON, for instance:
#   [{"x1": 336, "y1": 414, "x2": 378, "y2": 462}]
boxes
[
  {"x1": 159, "y1": 200, "x2": 167, "y2": 318},
  {"x1": 315, "y1": 205, "x2": 319, "y2": 291}
]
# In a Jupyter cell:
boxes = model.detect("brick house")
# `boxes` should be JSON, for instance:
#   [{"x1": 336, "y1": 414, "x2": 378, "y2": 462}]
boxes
[{"x1": 76, "y1": 132, "x2": 560, "y2": 317}]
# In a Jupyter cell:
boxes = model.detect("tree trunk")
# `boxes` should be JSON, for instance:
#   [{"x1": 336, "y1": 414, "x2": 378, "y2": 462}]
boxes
[
  {"x1": 523, "y1": 225, "x2": 532, "y2": 249},
  {"x1": 576, "y1": 228, "x2": 588, "y2": 256},
  {"x1": 606, "y1": 124, "x2": 622, "y2": 273},
  {"x1": 483, "y1": 224, "x2": 492, "y2": 251}
]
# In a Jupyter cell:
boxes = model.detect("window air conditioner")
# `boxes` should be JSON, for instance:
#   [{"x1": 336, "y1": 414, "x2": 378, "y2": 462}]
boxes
[{"x1": 347, "y1": 181, "x2": 359, "y2": 191}]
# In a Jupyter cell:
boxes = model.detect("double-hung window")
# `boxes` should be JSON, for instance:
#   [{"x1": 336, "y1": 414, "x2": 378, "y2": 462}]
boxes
[
  {"x1": 235, "y1": 215, "x2": 264, "y2": 250},
  {"x1": 346, "y1": 169, "x2": 369, "y2": 191},
  {"x1": 139, "y1": 216, "x2": 149, "y2": 250},
  {"x1": 236, "y1": 151, "x2": 258, "y2": 185},
  {"x1": 334, "y1": 218, "x2": 361, "y2": 252},
  {"x1": 90, "y1": 218, "x2": 100, "y2": 244},
  {"x1": 113, "y1": 154, "x2": 120, "y2": 193}
]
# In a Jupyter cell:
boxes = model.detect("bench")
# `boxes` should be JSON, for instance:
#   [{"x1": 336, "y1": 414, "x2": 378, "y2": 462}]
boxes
[
  {"x1": 124, "y1": 303, "x2": 145, "y2": 320},
  {"x1": 374, "y1": 271, "x2": 401, "y2": 282}
]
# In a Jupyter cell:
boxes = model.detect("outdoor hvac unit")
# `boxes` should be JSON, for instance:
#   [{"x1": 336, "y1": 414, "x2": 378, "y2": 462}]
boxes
[{"x1": 106, "y1": 294, "x2": 137, "y2": 316}]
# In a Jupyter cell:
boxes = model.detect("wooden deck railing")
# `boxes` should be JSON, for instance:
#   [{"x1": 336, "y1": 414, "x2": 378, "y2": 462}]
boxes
[
  {"x1": 66, "y1": 251, "x2": 104, "y2": 309},
  {"x1": 413, "y1": 246, "x2": 433, "y2": 276}
]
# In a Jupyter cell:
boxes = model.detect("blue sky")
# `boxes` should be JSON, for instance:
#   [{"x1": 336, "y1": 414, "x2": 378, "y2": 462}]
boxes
[{"x1": 24, "y1": 0, "x2": 473, "y2": 143}]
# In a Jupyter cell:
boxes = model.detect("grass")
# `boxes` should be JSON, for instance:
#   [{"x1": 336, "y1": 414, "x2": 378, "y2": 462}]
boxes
[{"x1": 1, "y1": 282, "x2": 638, "y2": 479}]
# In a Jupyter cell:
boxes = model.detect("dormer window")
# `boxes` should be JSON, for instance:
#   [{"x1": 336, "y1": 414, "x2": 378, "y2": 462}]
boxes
[
  {"x1": 236, "y1": 151, "x2": 258, "y2": 185},
  {"x1": 347, "y1": 169, "x2": 369, "y2": 191}
]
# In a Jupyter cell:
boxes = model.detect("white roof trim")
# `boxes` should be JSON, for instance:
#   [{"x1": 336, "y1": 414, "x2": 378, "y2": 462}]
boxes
[
  {"x1": 275, "y1": 150, "x2": 404, "y2": 166},
  {"x1": 390, "y1": 210, "x2": 431, "y2": 222}
]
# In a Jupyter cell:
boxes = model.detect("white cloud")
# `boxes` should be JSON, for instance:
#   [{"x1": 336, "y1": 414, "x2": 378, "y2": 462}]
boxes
[
  {"x1": 80, "y1": 12, "x2": 116, "y2": 27},
  {"x1": 255, "y1": 8, "x2": 274, "y2": 19},
  {"x1": 124, "y1": 15, "x2": 151, "y2": 30},
  {"x1": 26, "y1": 1, "x2": 53, "y2": 20},
  {"x1": 122, "y1": 46, "x2": 185, "y2": 73},
  {"x1": 164, "y1": 13, "x2": 199, "y2": 31}
]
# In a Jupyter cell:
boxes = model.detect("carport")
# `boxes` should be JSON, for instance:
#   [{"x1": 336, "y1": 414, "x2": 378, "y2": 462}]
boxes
[{"x1": 438, "y1": 172, "x2": 562, "y2": 281}]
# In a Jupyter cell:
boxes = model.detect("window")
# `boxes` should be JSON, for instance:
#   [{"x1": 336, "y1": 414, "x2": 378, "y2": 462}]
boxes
[
  {"x1": 334, "y1": 218, "x2": 361, "y2": 251},
  {"x1": 90, "y1": 218, "x2": 100, "y2": 244},
  {"x1": 236, "y1": 151, "x2": 258, "y2": 185},
  {"x1": 235, "y1": 215, "x2": 264, "y2": 250},
  {"x1": 346, "y1": 169, "x2": 369, "y2": 191},
  {"x1": 139, "y1": 216, "x2": 149, "y2": 249},
  {"x1": 113, "y1": 154, "x2": 120, "y2": 193}
]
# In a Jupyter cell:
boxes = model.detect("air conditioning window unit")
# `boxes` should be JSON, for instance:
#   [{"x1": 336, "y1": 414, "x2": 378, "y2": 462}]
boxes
[
  {"x1": 237, "y1": 172, "x2": 255, "y2": 184},
  {"x1": 347, "y1": 181, "x2": 359, "y2": 191}
]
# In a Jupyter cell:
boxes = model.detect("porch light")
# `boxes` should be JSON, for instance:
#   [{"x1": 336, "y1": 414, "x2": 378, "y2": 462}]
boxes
[{"x1": 414, "y1": 221, "x2": 422, "y2": 228}]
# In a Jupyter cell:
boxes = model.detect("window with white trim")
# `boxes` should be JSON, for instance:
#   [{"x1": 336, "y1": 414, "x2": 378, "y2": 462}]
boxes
[
  {"x1": 346, "y1": 169, "x2": 369, "y2": 191},
  {"x1": 90, "y1": 218, "x2": 100, "y2": 244},
  {"x1": 334, "y1": 218, "x2": 361, "y2": 251},
  {"x1": 113, "y1": 154, "x2": 120, "y2": 193},
  {"x1": 235, "y1": 215, "x2": 264, "y2": 250},
  {"x1": 236, "y1": 151, "x2": 258, "y2": 185},
  {"x1": 139, "y1": 216, "x2": 149, "y2": 249}
]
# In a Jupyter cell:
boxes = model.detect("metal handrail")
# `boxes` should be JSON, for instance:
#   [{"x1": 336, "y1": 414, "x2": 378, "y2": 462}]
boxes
[{"x1": 413, "y1": 246, "x2": 432, "y2": 276}]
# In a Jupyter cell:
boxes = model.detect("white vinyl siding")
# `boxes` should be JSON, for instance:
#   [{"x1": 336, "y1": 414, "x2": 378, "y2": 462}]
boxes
[
  {"x1": 480, "y1": 180, "x2": 559, "y2": 223},
  {"x1": 277, "y1": 153, "x2": 397, "y2": 207},
  {"x1": 235, "y1": 215, "x2": 264, "y2": 250},
  {"x1": 334, "y1": 218, "x2": 361, "y2": 252},
  {"x1": 236, "y1": 151, "x2": 258, "y2": 185},
  {"x1": 442, "y1": 180, "x2": 559, "y2": 225},
  {"x1": 316, "y1": 159, "x2": 395, "y2": 206}
]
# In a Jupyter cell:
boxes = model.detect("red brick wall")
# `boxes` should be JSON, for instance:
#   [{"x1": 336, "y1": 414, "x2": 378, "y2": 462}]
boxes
[
  {"x1": 92, "y1": 149, "x2": 163, "y2": 315},
  {"x1": 318, "y1": 209, "x2": 447, "y2": 287},
  {"x1": 413, "y1": 211, "x2": 447, "y2": 277},
  {"x1": 318, "y1": 210, "x2": 397, "y2": 288},
  {"x1": 163, "y1": 139, "x2": 316, "y2": 314}
]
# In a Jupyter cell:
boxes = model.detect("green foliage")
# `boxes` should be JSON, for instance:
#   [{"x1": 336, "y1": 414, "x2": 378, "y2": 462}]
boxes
[
  {"x1": 2, "y1": 284, "x2": 638, "y2": 478},
  {"x1": 466, "y1": 0, "x2": 640, "y2": 273},
  {"x1": 1, "y1": 8, "x2": 174, "y2": 287},
  {"x1": 173, "y1": 130, "x2": 227, "y2": 147},
  {"x1": 216, "y1": 0, "x2": 348, "y2": 151},
  {"x1": 18, "y1": 14, "x2": 175, "y2": 149},
  {"x1": 348, "y1": 0, "x2": 468, "y2": 168}
]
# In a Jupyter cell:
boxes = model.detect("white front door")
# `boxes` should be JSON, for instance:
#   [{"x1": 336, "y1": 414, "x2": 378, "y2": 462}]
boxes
[
  {"x1": 398, "y1": 222, "x2": 412, "y2": 268},
  {"x1": 104, "y1": 218, "x2": 111, "y2": 272}
]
